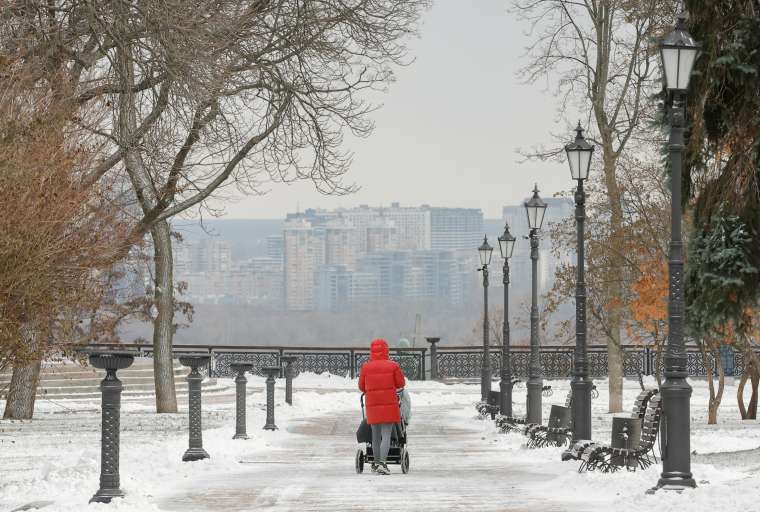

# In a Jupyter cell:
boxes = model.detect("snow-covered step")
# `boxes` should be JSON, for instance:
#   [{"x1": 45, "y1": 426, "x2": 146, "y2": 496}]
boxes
[
  {"x1": 0, "y1": 371, "x2": 190, "y2": 388},
  {"x1": 0, "y1": 358, "x2": 223, "y2": 400}
]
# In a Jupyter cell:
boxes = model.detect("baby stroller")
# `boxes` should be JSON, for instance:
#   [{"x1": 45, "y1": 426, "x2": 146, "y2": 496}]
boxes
[{"x1": 355, "y1": 390, "x2": 410, "y2": 474}]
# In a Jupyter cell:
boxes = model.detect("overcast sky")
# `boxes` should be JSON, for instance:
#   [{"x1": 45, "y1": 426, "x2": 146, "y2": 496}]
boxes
[{"x1": 206, "y1": 0, "x2": 577, "y2": 220}]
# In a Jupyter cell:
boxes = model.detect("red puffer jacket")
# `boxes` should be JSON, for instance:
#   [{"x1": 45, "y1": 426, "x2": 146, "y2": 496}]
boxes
[{"x1": 359, "y1": 339, "x2": 406, "y2": 425}]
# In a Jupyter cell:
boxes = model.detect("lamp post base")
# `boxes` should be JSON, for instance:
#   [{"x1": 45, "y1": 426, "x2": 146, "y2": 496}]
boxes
[
  {"x1": 646, "y1": 476, "x2": 697, "y2": 494},
  {"x1": 90, "y1": 487, "x2": 125, "y2": 504},
  {"x1": 651, "y1": 376, "x2": 695, "y2": 492},
  {"x1": 481, "y1": 368, "x2": 491, "y2": 403},
  {"x1": 562, "y1": 377, "x2": 593, "y2": 460},
  {"x1": 182, "y1": 447, "x2": 210, "y2": 462},
  {"x1": 526, "y1": 379, "x2": 543, "y2": 425},
  {"x1": 232, "y1": 433, "x2": 249, "y2": 440},
  {"x1": 499, "y1": 378, "x2": 512, "y2": 417}
]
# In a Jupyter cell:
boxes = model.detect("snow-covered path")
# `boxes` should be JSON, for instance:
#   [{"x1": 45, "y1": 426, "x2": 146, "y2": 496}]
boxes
[
  {"x1": 160, "y1": 403, "x2": 574, "y2": 512},
  {"x1": 2, "y1": 374, "x2": 760, "y2": 511}
]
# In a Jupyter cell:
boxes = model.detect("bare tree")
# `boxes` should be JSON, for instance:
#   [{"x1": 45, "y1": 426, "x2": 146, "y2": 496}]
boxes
[
  {"x1": 512, "y1": 0, "x2": 677, "y2": 411},
  {"x1": 0, "y1": 55, "x2": 132, "y2": 419},
  {"x1": 3, "y1": 0, "x2": 429, "y2": 412}
]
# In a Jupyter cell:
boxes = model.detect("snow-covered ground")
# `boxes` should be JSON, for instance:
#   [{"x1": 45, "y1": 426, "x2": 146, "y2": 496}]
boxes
[{"x1": 0, "y1": 374, "x2": 759, "y2": 511}]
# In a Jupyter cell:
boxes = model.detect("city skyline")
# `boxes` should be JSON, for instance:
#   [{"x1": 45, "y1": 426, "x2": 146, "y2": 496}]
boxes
[{"x1": 172, "y1": 198, "x2": 574, "y2": 311}]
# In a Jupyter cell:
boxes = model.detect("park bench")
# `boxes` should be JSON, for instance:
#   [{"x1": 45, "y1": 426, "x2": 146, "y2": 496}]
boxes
[
  {"x1": 523, "y1": 390, "x2": 575, "y2": 447},
  {"x1": 564, "y1": 387, "x2": 657, "y2": 461},
  {"x1": 524, "y1": 384, "x2": 600, "y2": 448},
  {"x1": 569, "y1": 389, "x2": 661, "y2": 473},
  {"x1": 475, "y1": 378, "x2": 522, "y2": 419},
  {"x1": 494, "y1": 385, "x2": 563, "y2": 434}
]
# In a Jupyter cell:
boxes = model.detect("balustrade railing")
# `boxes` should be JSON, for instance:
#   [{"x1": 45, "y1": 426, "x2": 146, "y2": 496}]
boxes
[
  {"x1": 86, "y1": 343, "x2": 754, "y2": 381},
  {"x1": 120, "y1": 344, "x2": 428, "y2": 380}
]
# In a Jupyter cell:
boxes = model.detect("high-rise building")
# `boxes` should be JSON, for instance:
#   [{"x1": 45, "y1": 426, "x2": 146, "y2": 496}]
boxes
[
  {"x1": 340, "y1": 205, "x2": 378, "y2": 252},
  {"x1": 266, "y1": 235, "x2": 284, "y2": 261},
  {"x1": 366, "y1": 218, "x2": 399, "y2": 253},
  {"x1": 429, "y1": 207, "x2": 483, "y2": 251},
  {"x1": 383, "y1": 203, "x2": 432, "y2": 250},
  {"x1": 204, "y1": 240, "x2": 232, "y2": 272},
  {"x1": 357, "y1": 251, "x2": 406, "y2": 297},
  {"x1": 177, "y1": 255, "x2": 284, "y2": 307},
  {"x1": 355, "y1": 250, "x2": 471, "y2": 304},
  {"x1": 283, "y1": 218, "x2": 325, "y2": 311},
  {"x1": 177, "y1": 239, "x2": 232, "y2": 273},
  {"x1": 281, "y1": 203, "x2": 485, "y2": 310},
  {"x1": 315, "y1": 265, "x2": 352, "y2": 312},
  {"x1": 245, "y1": 257, "x2": 284, "y2": 306},
  {"x1": 325, "y1": 219, "x2": 359, "y2": 270}
]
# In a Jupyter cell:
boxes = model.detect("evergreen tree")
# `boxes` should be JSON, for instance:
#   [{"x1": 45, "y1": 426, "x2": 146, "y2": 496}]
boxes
[{"x1": 686, "y1": 1, "x2": 760, "y2": 312}]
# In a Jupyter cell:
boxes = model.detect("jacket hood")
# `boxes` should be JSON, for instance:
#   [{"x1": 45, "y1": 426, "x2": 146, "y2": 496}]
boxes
[{"x1": 370, "y1": 339, "x2": 389, "y2": 360}]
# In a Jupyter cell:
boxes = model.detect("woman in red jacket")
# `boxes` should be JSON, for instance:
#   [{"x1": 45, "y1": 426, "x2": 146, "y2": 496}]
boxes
[{"x1": 359, "y1": 338, "x2": 406, "y2": 475}]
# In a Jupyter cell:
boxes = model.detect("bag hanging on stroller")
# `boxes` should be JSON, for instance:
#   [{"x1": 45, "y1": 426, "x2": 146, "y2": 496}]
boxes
[{"x1": 356, "y1": 418, "x2": 372, "y2": 443}]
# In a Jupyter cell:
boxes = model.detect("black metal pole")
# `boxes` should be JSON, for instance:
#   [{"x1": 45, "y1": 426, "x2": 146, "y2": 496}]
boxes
[
  {"x1": 281, "y1": 356, "x2": 297, "y2": 405},
  {"x1": 570, "y1": 180, "x2": 593, "y2": 445},
  {"x1": 481, "y1": 265, "x2": 491, "y2": 402},
  {"x1": 500, "y1": 257, "x2": 513, "y2": 416},
  {"x1": 263, "y1": 366, "x2": 280, "y2": 430},
  {"x1": 426, "y1": 337, "x2": 440, "y2": 380},
  {"x1": 526, "y1": 229, "x2": 543, "y2": 424},
  {"x1": 181, "y1": 355, "x2": 210, "y2": 462},
  {"x1": 230, "y1": 362, "x2": 253, "y2": 440},
  {"x1": 89, "y1": 352, "x2": 135, "y2": 504},
  {"x1": 653, "y1": 92, "x2": 696, "y2": 491}
]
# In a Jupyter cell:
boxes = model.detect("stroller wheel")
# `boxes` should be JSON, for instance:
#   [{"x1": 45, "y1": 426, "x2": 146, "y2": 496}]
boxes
[
  {"x1": 355, "y1": 449, "x2": 364, "y2": 474},
  {"x1": 401, "y1": 449, "x2": 410, "y2": 474}
]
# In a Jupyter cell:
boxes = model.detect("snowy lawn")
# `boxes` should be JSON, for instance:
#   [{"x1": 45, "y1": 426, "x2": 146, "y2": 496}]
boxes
[
  {"x1": 472, "y1": 376, "x2": 760, "y2": 511},
  {"x1": 0, "y1": 373, "x2": 758, "y2": 511}
]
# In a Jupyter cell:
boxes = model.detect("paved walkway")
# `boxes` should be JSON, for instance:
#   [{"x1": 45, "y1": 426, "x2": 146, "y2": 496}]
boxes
[{"x1": 158, "y1": 404, "x2": 580, "y2": 512}]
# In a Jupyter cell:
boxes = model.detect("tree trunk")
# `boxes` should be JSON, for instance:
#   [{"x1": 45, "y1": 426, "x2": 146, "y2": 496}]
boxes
[
  {"x1": 737, "y1": 354, "x2": 759, "y2": 420},
  {"x1": 607, "y1": 327, "x2": 623, "y2": 412},
  {"x1": 748, "y1": 371, "x2": 758, "y2": 420},
  {"x1": 3, "y1": 359, "x2": 41, "y2": 420},
  {"x1": 738, "y1": 370, "x2": 748, "y2": 419},
  {"x1": 601, "y1": 152, "x2": 624, "y2": 413},
  {"x1": 702, "y1": 339, "x2": 724, "y2": 425},
  {"x1": 709, "y1": 349, "x2": 725, "y2": 425},
  {"x1": 151, "y1": 219, "x2": 177, "y2": 413},
  {"x1": 115, "y1": 30, "x2": 178, "y2": 414}
]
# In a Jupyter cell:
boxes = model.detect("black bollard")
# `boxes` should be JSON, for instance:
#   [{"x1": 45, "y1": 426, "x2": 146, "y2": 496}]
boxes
[
  {"x1": 179, "y1": 354, "x2": 211, "y2": 462},
  {"x1": 230, "y1": 362, "x2": 254, "y2": 440},
  {"x1": 262, "y1": 366, "x2": 281, "y2": 430},
  {"x1": 426, "y1": 337, "x2": 440, "y2": 380},
  {"x1": 85, "y1": 349, "x2": 137, "y2": 504},
  {"x1": 280, "y1": 356, "x2": 298, "y2": 405}
]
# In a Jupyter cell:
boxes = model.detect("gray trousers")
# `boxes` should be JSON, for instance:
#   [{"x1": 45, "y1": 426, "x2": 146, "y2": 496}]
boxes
[{"x1": 371, "y1": 423, "x2": 393, "y2": 463}]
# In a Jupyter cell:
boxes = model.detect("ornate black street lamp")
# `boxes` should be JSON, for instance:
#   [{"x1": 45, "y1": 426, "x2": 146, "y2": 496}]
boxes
[
  {"x1": 498, "y1": 223, "x2": 516, "y2": 416},
  {"x1": 478, "y1": 236, "x2": 494, "y2": 402},
  {"x1": 651, "y1": 12, "x2": 700, "y2": 493},
  {"x1": 524, "y1": 185, "x2": 547, "y2": 425},
  {"x1": 565, "y1": 123, "x2": 594, "y2": 449}
]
